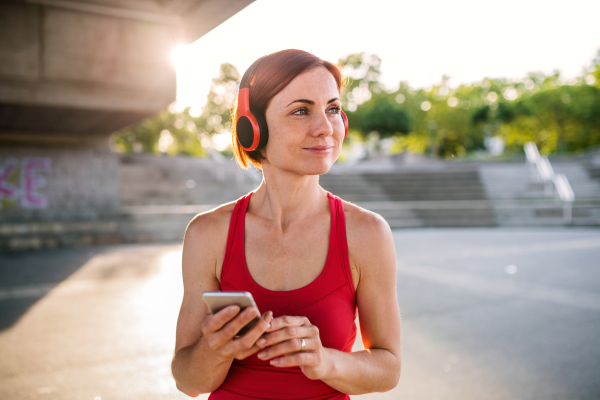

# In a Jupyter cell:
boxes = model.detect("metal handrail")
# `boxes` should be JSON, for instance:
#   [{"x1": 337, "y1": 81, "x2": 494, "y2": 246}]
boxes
[
  {"x1": 524, "y1": 142, "x2": 575, "y2": 223},
  {"x1": 524, "y1": 142, "x2": 541, "y2": 182},
  {"x1": 553, "y1": 173, "x2": 575, "y2": 223},
  {"x1": 538, "y1": 156, "x2": 555, "y2": 197}
]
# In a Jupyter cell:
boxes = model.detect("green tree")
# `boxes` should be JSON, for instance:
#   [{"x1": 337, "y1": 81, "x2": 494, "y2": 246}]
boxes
[
  {"x1": 111, "y1": 63, "x2": 241, "y2": 156},
  {"x1": 338, "y1": 52, "x2": 383, "y2": 111},
  {"x1": 197, "y1": 62, "x2": 241, "y2": 138},
  {"x1": 112, "y1": 52, "x2": 600, "y2": 160},
  {"x1": 352, "y1": 94, "x2": 411, "y2": 139},
  {"x1": 497, "y1": 82, "x2": 600, "y2": 154},
  {"x1": 338, "y1": 53, "x2": 410, "y2": 149},
  {"x1": 111, "y1": 106, "x2": 206, "y2": 156}
]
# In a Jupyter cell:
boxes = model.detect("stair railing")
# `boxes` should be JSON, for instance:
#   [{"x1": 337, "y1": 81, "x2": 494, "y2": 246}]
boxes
[
  {"x1": 524, "y1": 142, "x2": 541, "y2": 182},
  {"x1": 538, "y1": 156, "x2": 555, "y2": 197},
  {"x1": 553, "y1": 174, "x2": 575, "y2": 223},
  {"x1": 524, "y1": 142, "x2": 575, "y2": 223}
]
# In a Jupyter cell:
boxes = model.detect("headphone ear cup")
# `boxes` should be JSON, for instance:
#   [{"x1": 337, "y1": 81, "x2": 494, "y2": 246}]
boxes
[
  {"x1": 255, "y1": 112, "x2": 269, "y2": 151},
  {"x1": 340, "y1": 110, "x2": 348, "y2": 140},
  {"x1": 237, "y1": 115, "x2": 257, "y2": 150}
]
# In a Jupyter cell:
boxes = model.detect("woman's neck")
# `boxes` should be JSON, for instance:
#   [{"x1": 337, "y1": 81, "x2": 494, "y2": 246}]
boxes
[{"x1": 249, "y1": 168, "x2": 328, "y2": 233}]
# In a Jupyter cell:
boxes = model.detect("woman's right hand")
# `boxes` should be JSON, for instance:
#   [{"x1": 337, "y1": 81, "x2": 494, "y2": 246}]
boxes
[{"x1": 201, "y1": 305, "x2": 273, "y2": 361}]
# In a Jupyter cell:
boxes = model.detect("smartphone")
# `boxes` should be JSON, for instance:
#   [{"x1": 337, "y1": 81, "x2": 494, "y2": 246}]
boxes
[{"x1": 202, "y1": 291, "x2": 261, "y2": 336}]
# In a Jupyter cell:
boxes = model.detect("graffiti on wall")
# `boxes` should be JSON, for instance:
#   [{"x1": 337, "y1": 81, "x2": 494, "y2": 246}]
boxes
[{"x1": 0, "y1": 157, "x2": 51, "y2": 211}]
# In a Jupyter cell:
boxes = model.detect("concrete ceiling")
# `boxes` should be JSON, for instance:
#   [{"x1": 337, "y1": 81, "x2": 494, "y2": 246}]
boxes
[{"x1": 0, "y1": 0, "x2": 254, "y2": 137}]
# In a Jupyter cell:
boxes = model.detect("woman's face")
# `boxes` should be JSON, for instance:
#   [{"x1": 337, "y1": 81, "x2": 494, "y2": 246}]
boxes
[{"x1": 262, "y1": 66, "x2": 344, "y2": 176}]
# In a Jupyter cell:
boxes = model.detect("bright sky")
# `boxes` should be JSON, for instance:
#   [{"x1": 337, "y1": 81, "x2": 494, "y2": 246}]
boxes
[{"x1": 171, "y1": 0, "x2": 600, "y2": 111}]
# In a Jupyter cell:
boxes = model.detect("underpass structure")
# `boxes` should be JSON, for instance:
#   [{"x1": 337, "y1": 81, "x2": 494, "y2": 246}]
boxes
[{"x1": 0, "y1": 0, "x2": 254, "y2": 250}]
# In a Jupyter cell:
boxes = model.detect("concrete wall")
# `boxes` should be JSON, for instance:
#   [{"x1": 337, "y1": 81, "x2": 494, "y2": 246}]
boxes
[
  {"x1": 119, "y1": 153, "x2": 261, "y2": 206},
  {"x1": 0, "y1": 152, "x2": 262, "y2": 251},
  {"x1": 0, "y1": 139, "x2": 120, "y2": 223}
]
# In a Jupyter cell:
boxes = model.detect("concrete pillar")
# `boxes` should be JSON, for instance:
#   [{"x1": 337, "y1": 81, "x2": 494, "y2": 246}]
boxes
[{"x1": 0, "y1": 0, "x2": 254, "y2": 250}]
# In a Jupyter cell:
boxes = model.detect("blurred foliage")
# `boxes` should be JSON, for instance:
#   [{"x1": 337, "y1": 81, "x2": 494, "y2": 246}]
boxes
[
  {"x1": 493, "y1": 75, "x2": 600, "y2": 155},
  {"x1": 340, "y1": 52, "x2": 383, "y2": 108},
  {"x1": 111, "y1": 63, "x2": 241, "y2": 156},
  {"x1": 351, "y1": 94, "x2": 411, "y2": 139},
  {"x1": 111, "y1": 107, "x2": 205, "y2": 156},
  {"x1": 113, "y1": 51, "x2": 600, "y2": 160},
  {"x1": 338, "y1": 49, "x2": 600, "y2": 159},
  {"x1": 339, "y1": 53, "x2": 411, "y2": 157}
]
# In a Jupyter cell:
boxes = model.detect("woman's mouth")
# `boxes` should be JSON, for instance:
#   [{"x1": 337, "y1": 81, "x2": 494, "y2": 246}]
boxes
[{"x1": 304, "y1": 145, "x2": 333, "y2": 154}]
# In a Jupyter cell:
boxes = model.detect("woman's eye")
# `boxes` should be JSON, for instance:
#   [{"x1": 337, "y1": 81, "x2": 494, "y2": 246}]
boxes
[
  {"x1": 292, "y1": 108, "x2": 308, "y2": 115},
  {"x1": 292, "y1": 107, "x2": 340, "y2": 115}
]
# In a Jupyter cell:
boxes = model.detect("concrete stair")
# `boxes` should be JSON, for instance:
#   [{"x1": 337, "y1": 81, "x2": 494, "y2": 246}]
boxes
[
  {"x1": 116, "y1": 157, "x2": 600, "y2": 238},
  {"x1": 320, "y1": 169, "x2": 496, "y2": 228},
  {"x1": 321, "y1": 159, "x2": 600, "y2": 229}
]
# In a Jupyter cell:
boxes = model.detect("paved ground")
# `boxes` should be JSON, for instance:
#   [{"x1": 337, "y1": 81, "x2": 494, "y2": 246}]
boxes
[{"x1": 0, "y1": 228, "x2": 599, "y2": 400}]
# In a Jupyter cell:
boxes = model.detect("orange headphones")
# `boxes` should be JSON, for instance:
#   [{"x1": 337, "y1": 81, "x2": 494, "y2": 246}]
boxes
[{"x1": 236, "y1": 58, "x2": 349, "y2": 152}]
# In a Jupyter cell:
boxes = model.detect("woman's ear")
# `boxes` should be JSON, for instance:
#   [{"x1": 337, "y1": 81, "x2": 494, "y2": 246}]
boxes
[
  {"x1": 258, "y1": 141, "x2": 268, "y2": 163},
  {"x1": 258, "y1": 148, "x2": 268, "y2": 165}
]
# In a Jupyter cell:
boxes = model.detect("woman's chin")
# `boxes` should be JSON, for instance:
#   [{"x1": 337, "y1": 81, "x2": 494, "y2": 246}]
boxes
[
  {"x1": 265, "y1": 155, "x2": 336, "y2": 176},
  {"x1": 299, "y1": 160, "x2": 334, "y2": 176}
]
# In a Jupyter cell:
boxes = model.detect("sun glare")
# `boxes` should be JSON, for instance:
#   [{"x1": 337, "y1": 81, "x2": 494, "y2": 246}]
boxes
[
  {"x1": 170, "y1": 44, "x2": 211, "y2": 111},
  {"x1": 170, "y1": 45, "x2": 189, "y2": 68}
]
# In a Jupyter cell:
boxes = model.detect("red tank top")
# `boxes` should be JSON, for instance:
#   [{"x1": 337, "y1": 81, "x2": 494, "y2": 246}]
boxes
[{"x1": 208, "y1": 191, "x2": 357, "y2": 400}]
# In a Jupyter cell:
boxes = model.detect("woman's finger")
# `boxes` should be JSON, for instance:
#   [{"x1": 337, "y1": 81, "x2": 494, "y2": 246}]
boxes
[
  {"x1": 256, "y1": 325, "x2": 318, "y2": 349},
  {"x1": 233, "y1": 343, "x2": 262, "y2": 360},
  {"x1": 223, "y1": 311, "x2": 273, "y2": 355},
  {"x1": 208, "y1": 307, "x2": 259, "y2": 350},
  {"x1": 257, "y1": 337, "x2": 313, "y2": 360},
  {"x1": 202, "y1": 305, "x2": 240, "y2": 335},
  {"x1": 269, "y1": 351, "x2": 317, "y2": 368},
  {"x1": 265, "y1": 315, "x2": 311, "y2": 332}
]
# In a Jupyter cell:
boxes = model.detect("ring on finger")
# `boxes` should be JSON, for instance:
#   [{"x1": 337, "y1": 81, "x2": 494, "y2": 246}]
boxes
[{"x1": 300, "y1": 338, "x2": 306, "y2": 351}]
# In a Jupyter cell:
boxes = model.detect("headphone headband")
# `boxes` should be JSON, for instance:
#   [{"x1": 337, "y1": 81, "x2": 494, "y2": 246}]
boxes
[{"x1": 239, "y1": 57, "x2": 265, "y2": 90}]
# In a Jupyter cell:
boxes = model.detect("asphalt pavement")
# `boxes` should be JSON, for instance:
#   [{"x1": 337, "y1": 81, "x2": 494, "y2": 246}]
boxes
[{"x1": 0, "y1": 227, "x2": 599, "y2": 400}]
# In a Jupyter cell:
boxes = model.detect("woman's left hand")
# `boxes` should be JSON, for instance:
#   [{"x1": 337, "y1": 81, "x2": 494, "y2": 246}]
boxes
[{"x1": 255, "y1": 315, "x2": 331, "y2": 380}]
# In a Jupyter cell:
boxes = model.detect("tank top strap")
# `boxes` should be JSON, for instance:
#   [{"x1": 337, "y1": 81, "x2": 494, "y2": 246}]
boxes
[
  {"x1": 328, "y1": 192, "x2": 356, "y2": 299},
  {"x1": 222, "y1": 193, "x2": 251, "y2": 280}
]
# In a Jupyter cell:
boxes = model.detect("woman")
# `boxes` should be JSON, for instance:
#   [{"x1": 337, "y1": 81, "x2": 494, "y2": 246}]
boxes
[{"x1": 171, "y1": 49, "x2": 401, "y2": 399}]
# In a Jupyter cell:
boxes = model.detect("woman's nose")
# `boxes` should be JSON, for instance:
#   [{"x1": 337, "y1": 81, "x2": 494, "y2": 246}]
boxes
[{"x1": 312, "y1": 111, "x2": 334, "y2": 137}]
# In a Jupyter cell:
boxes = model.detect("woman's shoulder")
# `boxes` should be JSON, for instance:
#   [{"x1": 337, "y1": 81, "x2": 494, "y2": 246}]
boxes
[
  {"x1": 339, "y1": 199, "x2": 392, "y2": 239},
  {"x1": 185, "y1": 201, "x2": 236, "y2": 238},
  {"x1": 337, "y1": 198, "x2": 396, "y2": 278},
  {"x1": 183, "y1": 196, "x2": 242, "y2": 257},
  {"x1": 181, "y1": 197, "x2": 244, "y2": 282}
]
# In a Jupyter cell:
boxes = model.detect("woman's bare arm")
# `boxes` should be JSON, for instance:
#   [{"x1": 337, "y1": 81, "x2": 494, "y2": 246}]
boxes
[
  {"x1": 171, "y1": 208, "x2": 273, "y2": 396},
  {"x1": 322, "y1": 207, "x2": 401, "y2": 393}
]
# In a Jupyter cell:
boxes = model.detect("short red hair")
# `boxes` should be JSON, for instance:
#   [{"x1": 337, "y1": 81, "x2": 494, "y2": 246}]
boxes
[{"x1": 231, "y1": 49, "x2": 343, "y2": 169}]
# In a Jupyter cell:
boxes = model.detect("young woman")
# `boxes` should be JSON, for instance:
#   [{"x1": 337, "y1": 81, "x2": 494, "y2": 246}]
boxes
[{"x1": 171, "y1": 49, "x2": 401, "y2": 399}]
